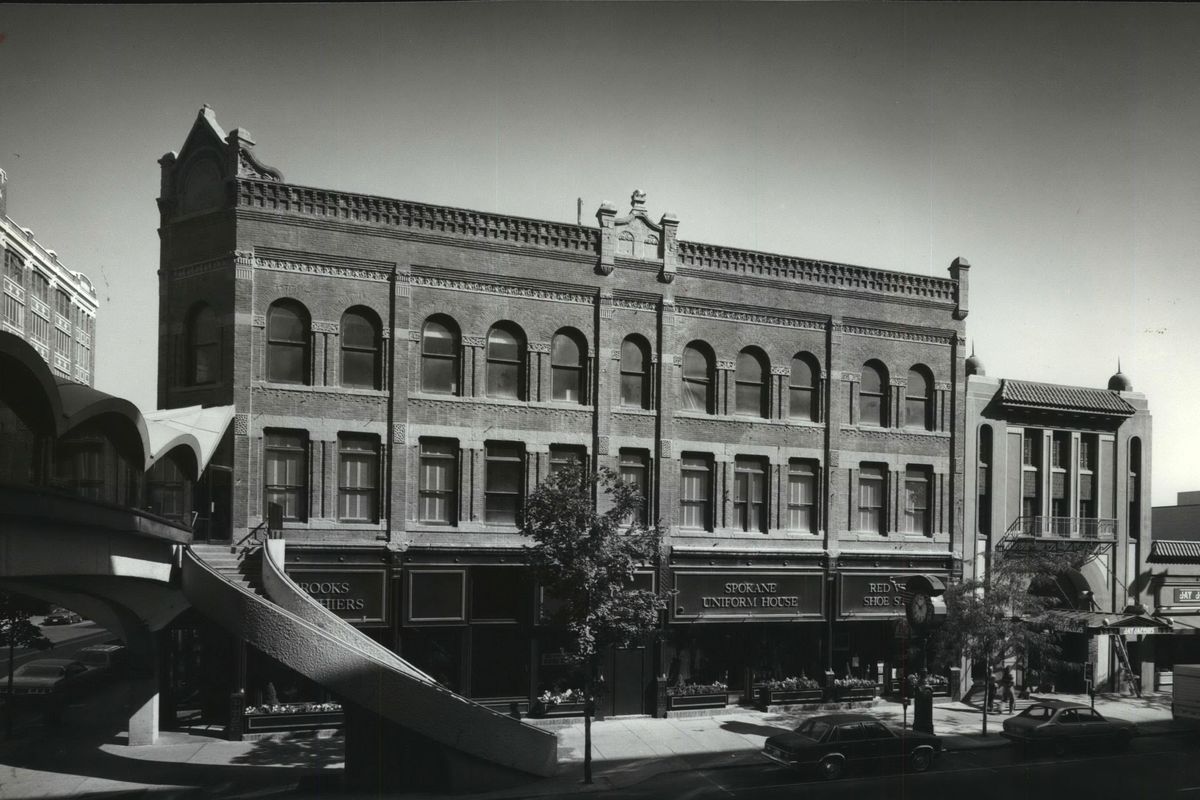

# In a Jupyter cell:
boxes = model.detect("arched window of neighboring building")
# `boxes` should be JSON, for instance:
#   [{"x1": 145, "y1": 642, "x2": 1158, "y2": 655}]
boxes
[
  {"x1": 978, "y1": 424, "x2": 993, "y2": 536},
  {"x1": 859, "y1": 360, "x2": 888, "y2": 426},
  {"x1": 620, "y1": 335, "x2": 651, "y2": 409},
  {"x1": 187, "y1": 303, "x2": 219, "y2": 385},
  {"x1": 341, "y1": 307, "x2": 382, "y2": 389},
  {"x1": 486, "y1": 322, "x2": 526, "y2": 400},
  {"x1": 421, "y1": 316, "x2": 460, "y2": 395},
  {"x1": 906, "y1": 365, "x2": 934, "y2": 430},
  {"x1": 681, "y1": 342, "x2": 714, "y2": 414},
  {"x1": 789, "y1": 352, "x2": 820, "y2": 421},
  {"x1": 1129, "y1": 437, "x2": 1142, "y2": 540},
  {"x1": 735, "y1": 348, "x2": 768, "y2": 417},
  {"x1": 551, "y1": 329, "x2": 587, "y2": 403},
  {"x1": 266, "y1": 300, "x2": 310, "y2": 384}
]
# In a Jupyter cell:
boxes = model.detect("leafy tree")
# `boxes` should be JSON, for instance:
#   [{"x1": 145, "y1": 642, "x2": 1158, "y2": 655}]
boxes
[
  {"x1": 1, "y1": 590, "x2": 52, "y2": 739},
  {"x1": 935, "y1": 549, "x2": 1080, "y2": 736},
  {"x1": 522, "y1": 465, "x2": 663, "y2": 785}
]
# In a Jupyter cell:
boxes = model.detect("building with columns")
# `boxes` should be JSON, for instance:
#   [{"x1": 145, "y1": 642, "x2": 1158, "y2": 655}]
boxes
[
  {"x1": 0, "y1": 166, "x2": 98, "y2": 385},
  {"x1": 157, "y1": 106, "x2": 969, "y2": 723}
]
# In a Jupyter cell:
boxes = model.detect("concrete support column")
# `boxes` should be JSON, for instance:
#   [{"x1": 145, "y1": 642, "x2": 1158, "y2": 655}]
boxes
[{"x1": 126, "y1": 630, "x2": 160, "y2": 746}]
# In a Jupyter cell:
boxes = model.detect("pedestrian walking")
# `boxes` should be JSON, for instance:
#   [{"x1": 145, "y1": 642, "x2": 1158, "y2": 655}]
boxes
[
  {"x1": 985, "y1": 675, "x2": 998, "y2": 713},
  {"x1": 1001, "y1": 667, "x2": 1015, "y2": 713}
]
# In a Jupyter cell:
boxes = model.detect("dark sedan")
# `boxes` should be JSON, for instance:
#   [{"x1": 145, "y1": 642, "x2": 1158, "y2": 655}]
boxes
[
  {"x1": 1002, "y1": 700, "x2": 1136, "y2": 755},
  {"x1": 763, "y1": 713, "x2": 943, "y2": 780}
]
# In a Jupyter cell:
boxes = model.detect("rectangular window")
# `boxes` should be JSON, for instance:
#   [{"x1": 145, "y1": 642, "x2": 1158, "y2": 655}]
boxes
[
  {"x1": 858, "y1": 464, "x2": 885, "y2": 534},
  {"x1": 904, "y1": 467, "x2": 931, "y2": 535},
  {"x1": 787, "y1": 460, "x2": 818, "y2": 533},
  {"x1": 1022, "y1": 431, "x2": 1039, "y2": 466},
  {"x1": 56, "y1": 441, "x2": 105, "y2": 502},
  {"x1": 55, "y1": 289, "x2": 70, "y2": 318},
  {"x1": 337, "y1": 434, "x2": 379, "y2": 523},
  {"x1": 485, "y1": 442, "x2": 524, "y2": 525},
  {"x1": 3, "y1": 250, "x2": 22, "y2": 283},
  {"x1": 31, "y1": 273, "x2": 48, "y2": 301},
  {"x1": 619, "y1": 449, "x2": 650, "y2": 525},
  {"x1": 733, "y1": 457, "x2": 767, "y2": 532},
  {"x1": 419, "y1": 439, "x2": 457, "y2": 525},
  {"x1": 548, "y1": 445, "x2": 586, "y2": 477},
  {"x1": 679, "y1": 455, "x2": 712, "y2": 531},
  {"x1": 2, "y1": 292, "x2": 21, "y2": 329},
  {"x1": 264, "y1": 430, "x2": 307, "y2": 522}
]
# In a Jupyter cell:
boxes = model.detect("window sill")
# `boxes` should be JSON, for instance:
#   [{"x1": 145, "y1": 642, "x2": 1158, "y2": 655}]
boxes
[
  {"x1": 263, "y1": 519, "x2": 386, "y2": 532},
  {"x1": 612, "y1": 407, "x2": 656, "y2": 416},
  {"x1": 841, "y1": 424, "x2": 949, "y2": 438},
  {"x1": 257, "y1": 382, "x2": 387, "y2": 397}
]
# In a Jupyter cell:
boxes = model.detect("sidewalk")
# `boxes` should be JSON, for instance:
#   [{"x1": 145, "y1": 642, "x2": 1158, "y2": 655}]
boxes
[{"x1": 0, "y1": 692, "x2": 1182, "y2": 799}]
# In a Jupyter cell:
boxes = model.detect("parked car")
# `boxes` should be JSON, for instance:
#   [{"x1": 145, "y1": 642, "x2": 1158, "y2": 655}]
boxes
[
  {"x1": 43, "y1": 608, "x2": 83, "y2": 626},
  {"x1": 1002, "y1": 699, "x2": 1136, "y2": 755},
  {"x1": 762, "y1": 713, "x2": 943, "y2": 780},
  {"x1": 75, "y1": 643, "x2": 128, "y2": 680},
  {"x1": 1, "y1": 659, "x2": 94, "y2": 700}
]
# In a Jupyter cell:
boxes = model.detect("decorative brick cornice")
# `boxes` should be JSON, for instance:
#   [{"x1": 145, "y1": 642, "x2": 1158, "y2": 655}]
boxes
[
  {"x1": 843, "y1": 323, "x2": 956, "y2": 346},
  {"x1": 839, "y1": 425, "x2": 952, "y2": 444},
  {"x1": 676, "y1": 302, "x2": 825, "y2": 331},
  {"x1": 168, "y1": 254, "x2": 233, "y2": 281},
  {"x1": 312, "y1": 321, "x2": 339, "y2": 334},
  {"x1": 409, "y1": 271, "x2": 593, "y2": 306},
  {"x1": 255, "y1": 255, "x2": 390, "y2": 283}
]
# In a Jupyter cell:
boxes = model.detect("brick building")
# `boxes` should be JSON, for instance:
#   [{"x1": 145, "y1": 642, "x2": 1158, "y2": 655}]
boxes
[
  {"x1": 1, "y1": 166, "x2": 98, "y2": 385},
  {"x1": 158, "y1": 106, "x2": 969, "y2": 719}
]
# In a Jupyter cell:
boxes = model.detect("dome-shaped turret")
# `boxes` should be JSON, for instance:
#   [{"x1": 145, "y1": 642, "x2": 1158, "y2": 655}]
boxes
[
  {"x1": 965, "y1": 352, "x2": 986, "y2": 377},
  {"x1": 1108, "y1": 369, "x2": 1132, "y2": 392}
]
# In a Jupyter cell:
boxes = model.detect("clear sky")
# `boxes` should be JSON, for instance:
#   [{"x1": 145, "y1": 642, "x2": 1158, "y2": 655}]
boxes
[{"x1": 1, "y1": 4, "x2": 1197, "y2": 506}]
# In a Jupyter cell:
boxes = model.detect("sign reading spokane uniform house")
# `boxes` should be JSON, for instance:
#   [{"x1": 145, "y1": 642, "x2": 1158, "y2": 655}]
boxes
[{"x1": 672, "y1": 572, "x2": 824, "y2": 621}]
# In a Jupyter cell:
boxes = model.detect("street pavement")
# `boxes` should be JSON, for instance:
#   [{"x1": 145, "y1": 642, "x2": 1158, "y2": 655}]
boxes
[{"x1": 0, "y1": 691, "x2": 1184, "y2": 799}]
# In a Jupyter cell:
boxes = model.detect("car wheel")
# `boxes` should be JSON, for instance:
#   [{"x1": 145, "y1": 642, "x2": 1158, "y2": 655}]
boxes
[
  {"x1": 910, "y1": 748, "x2": 933, "y2": 773},
  {"x1": 819, "y1": 756, "x2": 845, "y2": 781}
]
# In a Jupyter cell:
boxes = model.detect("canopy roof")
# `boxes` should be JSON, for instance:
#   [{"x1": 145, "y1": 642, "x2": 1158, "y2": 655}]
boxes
[{"x1": 999, "y1": 379, "x2": 1135, "y2": 417}]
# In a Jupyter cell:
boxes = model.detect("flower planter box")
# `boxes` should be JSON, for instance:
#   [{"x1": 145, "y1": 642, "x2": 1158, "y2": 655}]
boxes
[
  {"x1": 244, "y1": 710, "x2": 344, "y2": 733},
  {"x1": 667, "y1": 693, "x2": 727, "y2": 710},
  {"x1": 833, "y1": 687, "x2": 877, "y2": 702},
  {"x1": 757, "y1": 688, "x2": 824, "y2": 708},
  {"x1": 530, "y1": 701, "x2": 587, "y2": 718}
]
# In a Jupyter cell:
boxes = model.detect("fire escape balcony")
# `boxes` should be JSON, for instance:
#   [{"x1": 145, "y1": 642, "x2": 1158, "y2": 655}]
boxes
[{"x1": 997, "y1": 515, "x2": 1118, "y2": 555}]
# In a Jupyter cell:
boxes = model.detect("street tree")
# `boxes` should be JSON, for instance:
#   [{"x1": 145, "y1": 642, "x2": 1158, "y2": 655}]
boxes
[
  {"x1": 1, "y1": 589, "x2": 52, "y2": 738},
  {"x1": 522, "y1": 464, "x2": 664, "y2": 785},
  {"x1": 936, "y1": 549, "x2": 1081, "y2": 736}
]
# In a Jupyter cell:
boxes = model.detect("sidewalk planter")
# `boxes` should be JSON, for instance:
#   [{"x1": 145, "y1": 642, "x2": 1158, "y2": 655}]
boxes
[
  {"x1": 530, "y1": 701, "x2": 587, "y2": 718},
  {"x1": 756, "y1": 687, "x2": 824, "y2": 709},
  {"x1": 244, "y1": 707, "x2": 344, "y2": 733},
  {"x1": 833, "y1": 688, "x2": 877, "y2": 701},
  {"x1": 667, "y1": 693, "x2": 727, "y2": 711}
]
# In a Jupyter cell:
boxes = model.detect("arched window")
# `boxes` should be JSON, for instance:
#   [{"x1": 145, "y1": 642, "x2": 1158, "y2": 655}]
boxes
[
  {"x1": 1129, "y1": 437, "x2": 1142, "y2": 540},
  {"x1": 486, "y1": 323, "x2": 525, "y2": 400},
  {"x1": 187, "y1": 304, "x2": 219, "y2": 385},
  {"x1": 551, "y1": 329, "x2": 587, "y2": 403},
  {"x1": 620, "y1": 335, "x2": 651, "y2": 409},
  {"x1": 789, "y1": 353, "x2": 820, "y2": 421},
  {"x1": 681, "y1": 343, "x2": 714, "y2": 414},
  {"x1": 906, "y1": 366, "x2": 933, "y2": 430},
  {"x1": 859, "y1": 361, "x2": 887, "y2": 426},
  {"x1": 735, "y1": 348, "x2": 768, "y2": 417},
  {"x1": 421, "y1": 317, "x2": 460, "y2": 395},
  {"x1": 266, "y1": 301, "x2": 310, "y2": 384},
  {"x1": 978, "y1": 425, "x2": 993, "y2": 536},
  {"x1": 341, "y1": 308, "x2": 381, "y2": 389}
]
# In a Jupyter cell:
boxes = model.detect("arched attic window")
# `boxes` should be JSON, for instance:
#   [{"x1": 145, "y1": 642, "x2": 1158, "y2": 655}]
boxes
[
  {"x1": 906, "y1": 365, "x2": 934, "y2": 430},
  {"x1": 341, "y1": 307, "x2": 382, "y2": 389},
  {"x1": 486, "y1": 323, "x2": 526, "y2": 400},
  {"x1": 266, "y1": 300, "x2": 311, "y2": 384},
  {"x1": 620, "y1": 335, "x2": 651, "y2": 409},
  {"x1": 421, "y1": 316, "x2": 460, "y2": 395},
  {"x1": 681, "y1": 342, "x2": 714, "y2": 414},
  {"x1": 735, "y1": 348, "x2": 768, "y2": 417},
  {"x1": 789, "y1": 352, "x2": 820, "y2": 421},
  {"x1": 187, "y1": 304, "x2": 219, "y2": 385},
  {"x1": 551, "y1": 329, "x2": 587, "y2": 404},
  {"x1": 859, "y1": 361, "x2": 888, "y2": 427}
]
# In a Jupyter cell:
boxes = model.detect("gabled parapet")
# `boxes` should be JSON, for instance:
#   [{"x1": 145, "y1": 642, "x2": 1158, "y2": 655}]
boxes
[{"x1": 596, "y1": 190, "x2": 679, "y2": 282}]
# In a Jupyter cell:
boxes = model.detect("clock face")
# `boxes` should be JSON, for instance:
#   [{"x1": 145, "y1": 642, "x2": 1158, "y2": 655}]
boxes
[{"x1": 907, "y1": 592, "x2": 931, "y2": 628}]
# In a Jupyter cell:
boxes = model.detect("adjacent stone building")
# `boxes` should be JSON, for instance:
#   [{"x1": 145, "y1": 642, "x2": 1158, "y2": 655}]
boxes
[{"x1": 157, "y1": 107, "x2": 970, "y2": 720}]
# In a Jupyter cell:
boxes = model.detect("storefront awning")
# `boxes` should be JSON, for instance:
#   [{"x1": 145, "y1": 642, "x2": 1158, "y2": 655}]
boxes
[
  {"x1": 1043, "y1": 610, "x2": 1172, "y2": 635},
  {"x1": 1149, "y1": 540, "x2": 1200, "y2": 564}
]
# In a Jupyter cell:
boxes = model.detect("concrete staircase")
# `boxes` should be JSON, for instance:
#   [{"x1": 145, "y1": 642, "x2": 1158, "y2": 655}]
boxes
[{"x1": 189, "y1": 543, "x2": 263, "y2": 596}]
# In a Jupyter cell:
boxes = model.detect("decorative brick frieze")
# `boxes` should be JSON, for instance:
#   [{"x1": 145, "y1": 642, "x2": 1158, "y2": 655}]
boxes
[
  {"x1": 170, "y1": 254, "x2": 234, "y2": 281},
  {"x1": 676, "y1": 302, "x2": 825, "y2": 331},
  {"x1": 252, "y1": 314, "x2": 266, "y2": 328},
  {"x1": 659, "y1": 439, "x2": 673, "y2": 459},
  {"x1": 597, "y1": 436, "x2": 609, "y2": 455},
  {"x1": 255, "y1": 255, "x2": 390, "y2": 283},
  {"x1": 312, "y1": 321, "x2": 339, "y2": 334},
  {"x1": 839, "y1": 425, "x2": 952, "y2": 444},
  {"x1": 462, "y1": 335, "x2": 486, "y2": 348},
  {"x1": 408, "y1": 272, "x2": 593, "y2": 306},
  {"x1": 770, "y1": 366, "x2": 790, "y2": 376},
  {"x1": 392, "y1": 424, "x2": 406, "y2": 444},
  {"x1": 716, "y1": 359, "x2": 736, "y2": 371},
  {"x1": 528, "y1": 342, "x2": 551, "y2": 354},
  {"x1": 234, "y1": 413, "x2": 249, "y2": 435},
  {"x1": 843, "y1": 323, "x2": 956, "y2": 346}
]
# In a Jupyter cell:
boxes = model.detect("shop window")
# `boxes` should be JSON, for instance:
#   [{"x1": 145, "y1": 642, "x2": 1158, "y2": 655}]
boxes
[
  {"x1": 337, "y1": 434, "x2": 379, "y2": 523},
  {"x1": 681, "y1": 342, "x2": 714, "y2": 414},
  {"x1": 733, "y1": 457, "x2": 768, "y2": 532},
  {"x1": 904, "y1": 466, "x2": 931, "y2": 535},
  {"x1": 266, "y1": 300, "x2": 310, "y2": 384},
  {"x1": 620, "y1": 335, "x2": 651, "y2": 409},
  {"x1": 486, "y1": 323, "x2": 525, "y2": 400},
  {"x1": 551, "y1": 329, "x2": 587, "y2": 403},
  {"x1": 619, "y1": 449, "x2": 650, "y2": 525},
  {"x1": 402, "y1": 627, "x2": 463, "y2": 692},
  {"x1": 787, "y1": 460, "x2": 818, "y2": 533},
  {"x1": 472, "y1": 626, "x2": 528, "y2": 699},
  {"x1": 147, "y1": 452, "x2": 189, "y2": 521},
  {"x1": 187, "y1": 303, "x2": 219, "y2": 385},
  {"x1": 407, "y1": 571, "x2": 466, "y2": 623},
  {"x1": 420, "y1": 316, "x2": 460, "y2": 395},
  {"x1": 858, "y1": 464, "x2": 885, "y2": 534},
  {"x1": 549, "y1": 445, "x2": 586, "y2": 477},
  {"x1": 418, "y1": 439, "x2": 457, "y2": 525},
  {"x1": 859, "y1": 361, "x2": 887, "y2": 427},
  {"x1": 264, "y1": 430, "x2": 307, "y2": 522},
  {"x1": 679, "y1": 454, "x2": 713, "y2": 531},
  {"x1": 905, "y1": 366, "x2": 933, "y2": 430},
  {"x1": 789, "y1": 352, "x2": 820, "y2": 421},
  {"x1": 735, "y1": 348, "x2": 768, "y2": 417},
  {"x1": 471, "y1": 567, "x2": 529, "y2": 622},
  {"x1": 484, "y1": 442, "x2": 524, "y2": 524},
  {"x1": 340, "y1": 307, "x2": 381, "y2": 389}
]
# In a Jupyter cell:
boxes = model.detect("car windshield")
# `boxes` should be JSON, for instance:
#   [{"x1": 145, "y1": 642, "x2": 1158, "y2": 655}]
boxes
[
  {"x1": 16, "y1": 665, "x2": 64, "y2": 678},
  {"x1": 796, "y1": 719, "x2": 832, "y2": 741}
]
